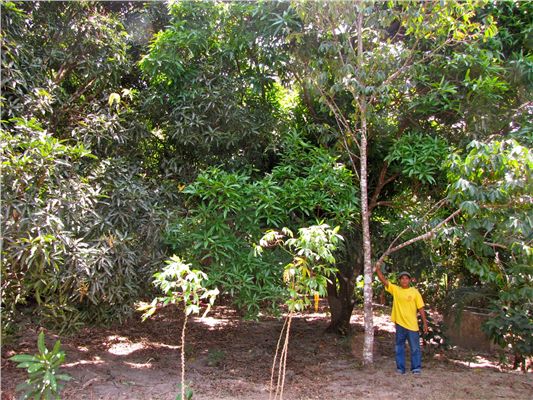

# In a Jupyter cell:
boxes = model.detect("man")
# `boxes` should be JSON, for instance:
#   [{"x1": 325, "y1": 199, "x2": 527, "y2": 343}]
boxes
[{"x1": 375, "y1": 265, "x2": 429, "y2": 374}]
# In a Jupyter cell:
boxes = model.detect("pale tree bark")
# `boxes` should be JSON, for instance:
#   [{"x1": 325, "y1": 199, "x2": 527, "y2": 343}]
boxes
[
  {"x1": 360, "y1": 106, "x2": 374, "y2": 365},
  {"x1": 355, "y1": 7, "x2": 374, "y2": 366}
]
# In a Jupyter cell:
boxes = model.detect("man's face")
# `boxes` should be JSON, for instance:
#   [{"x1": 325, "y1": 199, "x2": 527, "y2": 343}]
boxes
[{"x1": 399, "y1": 275, "x2": 410, "y2": 288}]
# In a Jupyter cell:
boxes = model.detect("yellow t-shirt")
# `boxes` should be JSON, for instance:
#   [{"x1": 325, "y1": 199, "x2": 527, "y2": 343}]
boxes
[{"x1": 386, "y1": 282, "x2": 424, "y2": 332}]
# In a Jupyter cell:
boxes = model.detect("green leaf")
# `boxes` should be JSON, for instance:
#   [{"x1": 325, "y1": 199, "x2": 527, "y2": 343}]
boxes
[
  {"x1": 49, "y1": 372, "x2": 58, "y2": 392},
  {"x1": 52, "y1": 339, "x2": 62, "y2": 354},
  {"x1": 27, "y1": 362, "x2": 44, "y2": 373},
  {"x1": 15, "y1": 381, "x2": 33, "y2": 393},
  {"x1": 37, "y1": 331, "x2": 46, "y2": 355},
  {"x1": 460, "y1": 200, "x2": 479, "y2": 215},
  {"x1": 9, "y1": 354, "x2": 37, "y2": 363}
]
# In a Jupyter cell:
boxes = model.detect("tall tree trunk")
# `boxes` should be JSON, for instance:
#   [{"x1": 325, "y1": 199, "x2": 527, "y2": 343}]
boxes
[
  {"x1": 360, "y1": 106, "x2": 374, "y2": 366},
  {"x1": 357, "y1": 8, "x2": 374, "y2": 366}
]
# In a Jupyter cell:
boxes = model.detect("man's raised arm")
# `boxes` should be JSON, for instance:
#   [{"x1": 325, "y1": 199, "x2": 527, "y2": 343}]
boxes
[{"x1": 375, "y1": 264, "x2": 389, "y2": 287}]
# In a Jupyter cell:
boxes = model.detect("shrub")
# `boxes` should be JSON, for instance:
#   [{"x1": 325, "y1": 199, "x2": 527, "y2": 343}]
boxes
[
  {"x1": 9, "y1": 331, "x2": 72, "y2": 399},
  {"x1": 1, "y1": 118, "x2": 175, "y2": 337},
  {"x1": 165, "y1": 134, "x2": 358, "y2": 317}
]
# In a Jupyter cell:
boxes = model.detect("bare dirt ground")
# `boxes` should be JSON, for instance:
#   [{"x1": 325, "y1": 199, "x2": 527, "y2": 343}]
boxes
[{"x1": 2, "y1": 303, "x2": 532, "y2": 400}]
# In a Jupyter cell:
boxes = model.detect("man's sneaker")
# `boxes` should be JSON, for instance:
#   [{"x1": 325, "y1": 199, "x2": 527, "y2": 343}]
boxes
[
  {"x1": 396, "y1": 369, "x2": 405, "y2": 375},
  {"x1": 412, "y1": 369, "x2": 421, "y2": 375}
]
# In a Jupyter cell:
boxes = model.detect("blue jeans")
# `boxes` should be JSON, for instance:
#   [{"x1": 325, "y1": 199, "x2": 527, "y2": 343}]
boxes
[{"x1": 395, "y1": 324, "x2": 421, "y2": 373}]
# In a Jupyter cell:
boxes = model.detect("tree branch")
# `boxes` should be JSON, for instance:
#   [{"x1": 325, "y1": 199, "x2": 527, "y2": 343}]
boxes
[
  {"x1": 314, "y1": 84, "x2": 361, "y2": 180},
  {"x1": 314, "y1": 84, "x2": 352, "y2": 134},
  {"x1": 484, "y1": 242, "x2": 508, "y2": 250},
  {"x1": 374, "y1": 208, "x2": 461, "y2": 270},
  {"x1": 368, "y1": 38, "x2": 419, "y2": 105},
  {"x1": 369, "y1": 162, "x2": 399, "y2": 212},
  {"x1": 372, "y1": 200, "x2": 395, "y2": 208}
]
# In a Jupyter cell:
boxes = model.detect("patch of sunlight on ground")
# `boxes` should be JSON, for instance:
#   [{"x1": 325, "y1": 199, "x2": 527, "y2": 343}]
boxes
[
  {"x1": 350, "y1": 311, "x2": 396, "y2": 333},
  {"x1": 194, "y1": 316, "x2": 233, "y2": 330},
  {"x1": 124, "y1": 361, "x2": 154, "y2": 369},
  {"x1": 302, "y1": 312, "x2": 329, "y2": 321},
  {"x1": 447, "y1": 355, "x2": 502, "y2": 370},
  {"x1": 107, "y1": 335, "x2": 145, "y2": 355},
  {"x1": 106, "y1": 334, "x2": 182, "y2": 352},
  {"x1": 63, "y1": 358, "x2": 105, "y2": 368}
]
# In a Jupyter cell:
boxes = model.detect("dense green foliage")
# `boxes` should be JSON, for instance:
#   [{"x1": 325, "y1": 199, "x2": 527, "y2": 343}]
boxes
[
  {"x1": 139, "y1": 0, "x2": 293, "y2": 177},
  {"x1": 164, "y1": 134, "x2": 357, "y2": 317},
  {"x1": 446, "y1": 137, "x2": 532, "y2": 363},
  {"x1": 1, "y1": 1, "x2": 177, "y2": 334},
  {"x1": 1, "y1": 0, "x2": 531, "y2": 364}
]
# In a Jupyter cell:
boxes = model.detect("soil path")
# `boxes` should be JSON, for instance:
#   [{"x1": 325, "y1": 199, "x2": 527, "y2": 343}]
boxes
[{"x1": 2, "y1": 305, "x2": 531, "y2": 399}]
